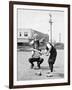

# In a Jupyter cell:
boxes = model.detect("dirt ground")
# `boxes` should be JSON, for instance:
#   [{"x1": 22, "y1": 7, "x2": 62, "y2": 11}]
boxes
[{"x1": 17, "y1": 50, "x2": 64, "y2": 81}]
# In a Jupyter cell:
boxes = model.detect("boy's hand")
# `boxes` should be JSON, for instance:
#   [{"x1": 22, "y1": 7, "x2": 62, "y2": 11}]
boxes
[{"x1": 46, "y1": 53, "x2": 50, "y2": 56}]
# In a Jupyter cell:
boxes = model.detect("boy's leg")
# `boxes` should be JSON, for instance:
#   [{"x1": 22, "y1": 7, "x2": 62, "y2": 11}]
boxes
[
  {"x1": 37, "y1": 58, "x2": 44, "y2": 69},
  {"x1": 39, "y1": 58, "x2": 44, "y2": 64},
  {"x1": 46, "y1": 62, "x2": 54, "y2": 77},
  {"x1": 29, "y1": 58, "x2": 34, "y2": 68},
  {"x1": 48, "y1": 58, "x2": 54, "y2": 72},
  {"x1": 49, "y1": 62, "x2": 53, "y2": 72},
  {"x1": 37, "y1": 62, "x2": 40, "y2": 69},
  {"x1": 48, "y1": 53, "x2": 57, "y2": 72}
]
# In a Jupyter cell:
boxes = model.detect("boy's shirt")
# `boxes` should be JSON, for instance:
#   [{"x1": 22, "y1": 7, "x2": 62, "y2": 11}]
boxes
[{"x1": 32, "y1": 49, "x2": 42, "y2": 58}]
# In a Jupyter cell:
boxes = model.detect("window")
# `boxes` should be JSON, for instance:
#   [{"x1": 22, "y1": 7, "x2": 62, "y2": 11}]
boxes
[
  {"x1": 24, "y1": 32, "x2": 28, "y2": 37},
  {"x1": 19, "y1": 32, "x2": 22, "y2": 36}
]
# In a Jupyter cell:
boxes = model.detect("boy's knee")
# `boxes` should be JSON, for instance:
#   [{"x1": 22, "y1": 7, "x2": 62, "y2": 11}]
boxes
[
  {"x1": 41, "y1": 58, "x2": 44, "y2": 62},
  {"x1": 29, "y1": 58, "x2": 32, "y2": 63},
  {"x1": 40, "y1": 58, "x2": 44, "y2": 63}
]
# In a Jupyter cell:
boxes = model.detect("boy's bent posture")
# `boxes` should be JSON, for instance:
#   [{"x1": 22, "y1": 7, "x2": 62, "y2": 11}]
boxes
[
  {"x1": 45, "y1": 43, "x2": 57, "y2": 72},
  {"x1": 29, "y1": 49, "x2": 44, "y2": 69}
]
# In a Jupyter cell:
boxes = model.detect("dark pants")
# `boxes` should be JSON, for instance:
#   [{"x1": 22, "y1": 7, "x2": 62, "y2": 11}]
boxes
[
  {"x1": 29, "y1": 57, "x2": 44, "y2": 68},
  {"x1": 48, "y1": 52, "x2": 57, "y2": 72}
]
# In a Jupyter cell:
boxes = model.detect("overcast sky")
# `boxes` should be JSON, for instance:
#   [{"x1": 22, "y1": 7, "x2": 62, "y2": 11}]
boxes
[{"x1": 17, "y1": 9, "x2": 65, "y2": 43}]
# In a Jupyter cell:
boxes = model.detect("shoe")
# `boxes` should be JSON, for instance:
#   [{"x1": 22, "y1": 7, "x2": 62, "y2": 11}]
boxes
[{"x1": 46, "y1": 72, "x2": 53, "y2": 77}]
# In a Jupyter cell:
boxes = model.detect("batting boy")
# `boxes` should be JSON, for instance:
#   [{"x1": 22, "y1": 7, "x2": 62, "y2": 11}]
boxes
[{"x1": 45, "y1": 42, "x2": 57, "y2": 73}]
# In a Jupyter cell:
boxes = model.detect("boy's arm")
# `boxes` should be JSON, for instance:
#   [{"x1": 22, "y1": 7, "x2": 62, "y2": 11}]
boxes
[
  {"x1": 32, "y1": 51, "x2": 34, "y2": 57},
  {"x1": 32, "y1": 49, "x2": 43, "y2": 55},
  {"x1": 44, "y1": 48, "x2": 51, "y2": 56},
  {"x1": 45, "y1": 44, "x2": 52, "y2": 56}
]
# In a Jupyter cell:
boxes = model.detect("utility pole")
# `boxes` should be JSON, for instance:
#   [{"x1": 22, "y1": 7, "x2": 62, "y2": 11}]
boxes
[
  {"x1": 59, "y1": 33, "x2": 61, "y2": 42},
  {"x1": 49, "y1": 14, "x2": 53, "y2": 44}
]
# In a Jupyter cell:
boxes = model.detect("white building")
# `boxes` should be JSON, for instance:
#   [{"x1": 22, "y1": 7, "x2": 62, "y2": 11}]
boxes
[
  {"x1": 17, "y1": 28, "x2": 49, "y2": 43},
  {"x1": 17, "y1": 28, "x2": 33, "y2": 43}
]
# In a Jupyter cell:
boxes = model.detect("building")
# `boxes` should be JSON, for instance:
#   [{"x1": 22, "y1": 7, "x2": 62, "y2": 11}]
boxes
[
  {"x1": 17, "y1": 28, "x2": 49, "y2": 44},
  {"x1": 17, "y1": 28, "x2": 33, "y2": 43}
]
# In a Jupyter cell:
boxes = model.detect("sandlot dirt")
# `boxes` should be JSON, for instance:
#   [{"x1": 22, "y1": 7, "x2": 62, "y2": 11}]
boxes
[{"x1": 17, "y1": 50, "x2": 64, "y2": 81}]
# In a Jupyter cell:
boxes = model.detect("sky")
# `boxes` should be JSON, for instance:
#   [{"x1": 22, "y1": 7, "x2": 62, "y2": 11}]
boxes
[{"x1": 17, "y1": 8, "x2": 65, "y2": 43}]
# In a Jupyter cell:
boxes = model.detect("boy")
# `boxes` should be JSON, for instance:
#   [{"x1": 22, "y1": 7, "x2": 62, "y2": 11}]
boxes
[
  {"x1": 45, "y1": 42, "x2": 57, "y2": 73},
  {"x1": 29, "y1": 48, "x2": 44, "y2": 69},
  {"x1": 29, "y1": 34, "x2": 44, "y2": 69}
]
